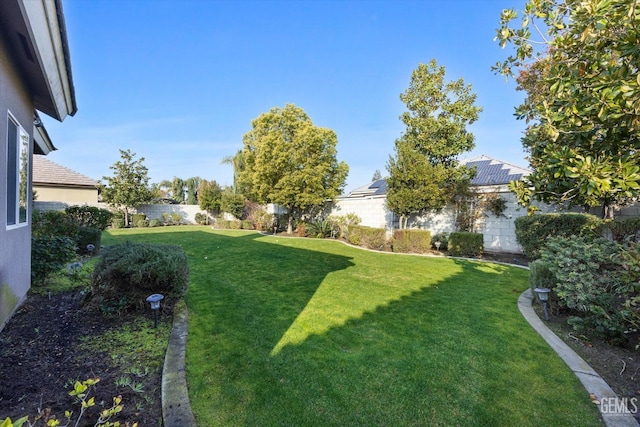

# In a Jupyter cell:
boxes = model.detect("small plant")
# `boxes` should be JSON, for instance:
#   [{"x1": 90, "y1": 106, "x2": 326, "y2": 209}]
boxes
[
  {"x1": 328, "y1": 214, "x2": 361, "y2": 239},
  {"x1": 170, "y1": 213, "x2": 183, "y2": 225},
  {"x1": 306, "y1": 219, "x2": 335, "y2": 238},
  {"x1": 195, "y1": 212, "x2": 208, "y2": 225},
  {"x1": 31, "y1": 235, "x2": 77, "y2": 286},
  {"x1": 431, "y1": 232, "x2": 449, "y2": 251},
  {"x1": 0, "y1": 378, "x2": 138, "y2": 427},
  {"x1": 148, "y1": 219, "x2": 161, "y2": 228},
  {"x1": 448, "y1": 232, "x2": 483, "y2": 257},
  {"x1": 161, "y1": 213, "x2": 171, "y2": 225}
]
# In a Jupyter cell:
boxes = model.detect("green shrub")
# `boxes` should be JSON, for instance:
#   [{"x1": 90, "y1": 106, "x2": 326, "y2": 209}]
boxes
[
  {"x1": 448, "y1": 232, "x2": 483, "y2": 257},
  {"x1": 392, "y1": 229, "x2": 431, "y2": 254},
  {"x1": 328, "y1": 214, "x2": 361, "y2": 239},
  {"x1": 137, "y1": 219, "x2": 149, "y2": 228},
  {"x1": 195, "y1": 212, "x2": 208, "y2": 225},
  {"x1": 64, "y1": 205, "x2": 113, "y2": 230},
  {"x1": 229, "y1": 219, "x2": 242, "y2": 229},
  {"x1": 241, "y1": 220, "x2": 253, "y2": 230},
  {"x1": 541, "y1": 236, "x2": 639, "y2": 343},
  {"x1": 514, "y1": 213, "x2": 603, "y2": 259},
  {"x1": 111, "y1": 211, "x2": 125, "y2": 229},
  {"x1": 32, "y1": 210, "x2": 80, "y2": 240},
  {"x1": 131, "y1": 213, "x2": 146, "y2": 227},
  {"x1": 31, "y1": 235, "x2": 77, "y2": 286},
  {"x1": 87, "y1": 242, "x2": 189, "y2": 315},
  {"x1": 528, "y1": 259, "x2": 561, "y2": 309},
  {"x1": 348, "y1": 225, "x2": 387, "y2": 250},
  {"x1": 77, "y1": 226, "x2": 102, "y2": 254},
  {"x1": 215, "y1": 218, "x2": 231, "y2": 229},
  {"x1": 307, "y1": 219, "x2": 335, "y2": 238},
  {"x1": 161, "y1": 212, "x2": 172, "y2": 225},
  {"x1": 149, "y1": 219, "x2": 161, "y2": 227},
  {"x1": 171, "y1": 213, "x2": 183, "y2": 225},
  {"x1": 431, "y1": 232, "x2": 449, "y2": 251},
  {"x1": 295, "y1": 221, "x2": 307, "y2": 237},
  {"x1": 251, "y1": 209, "x2": 272, "y2": 231},
  {"x1": 607, "y1": 217, "x2": 640, "y2": 243}
]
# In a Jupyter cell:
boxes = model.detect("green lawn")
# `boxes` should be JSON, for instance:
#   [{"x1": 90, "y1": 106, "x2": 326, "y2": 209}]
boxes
[{"x1": 103, "y1": 227, "x2": 602, "y2": 426}]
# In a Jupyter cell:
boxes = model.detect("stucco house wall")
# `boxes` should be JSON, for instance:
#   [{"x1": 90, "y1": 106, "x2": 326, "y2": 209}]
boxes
[
  {"x1": 0, "y1": 0, "x2": 77, "y2": 332},
  {"x1": 0, "y1": 34, "x2": 34, "y2": 329}
]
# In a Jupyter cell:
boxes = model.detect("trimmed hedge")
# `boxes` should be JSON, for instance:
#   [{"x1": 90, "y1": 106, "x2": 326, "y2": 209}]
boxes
[
  {"x1": 77, "y1": 226, "x2": 102, "y2": 254},
  {"x1": 65, "y1": 205, "x2": 113, "y2": 230},
  {"x1": 131, "y1": 213, "x2": 146, "y2": 227},
  {"x1": 448, "y1": 232, "x2": 483, "y2": 257},
  {"x1": 87, "y1": 242, "x2": 189, "y2": 315},
  {"x1": 347, "y1": 225, "x2": 387, "y2": 250},
  {"x1": 607, "y1": 217, "x2": 640, "y2": 243},
  {"x1": 514, "y1": 213, "x2": 603, "y2": 259},
  {"x1": 392, "y1": 229, "x2": 431, "y2": 254}
]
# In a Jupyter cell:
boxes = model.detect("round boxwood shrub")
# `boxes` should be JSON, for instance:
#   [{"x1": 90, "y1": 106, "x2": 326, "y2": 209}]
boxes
[{"x1": 86, "y1": 242, "x2": 189, "y2": 315}]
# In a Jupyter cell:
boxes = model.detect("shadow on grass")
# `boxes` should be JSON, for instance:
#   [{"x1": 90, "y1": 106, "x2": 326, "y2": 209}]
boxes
[{"x1": 103, "y1": 229, "x2": 601, "y2": 427}]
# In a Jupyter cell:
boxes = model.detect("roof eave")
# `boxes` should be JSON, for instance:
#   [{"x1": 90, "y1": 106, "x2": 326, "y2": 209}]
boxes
[{"x1": 19, "y1": 0, "x2": 77, "y2": 121}]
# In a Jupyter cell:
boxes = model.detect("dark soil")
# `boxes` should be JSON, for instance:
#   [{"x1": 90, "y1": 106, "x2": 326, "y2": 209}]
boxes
[{"x1": 0, "y1": 290, "x2": 164, "y2": 426}]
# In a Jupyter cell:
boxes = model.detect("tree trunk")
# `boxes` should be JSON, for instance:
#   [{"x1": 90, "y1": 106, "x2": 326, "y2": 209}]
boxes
[{"x1": 287, "y1": 214, "x2": 294, "y2": 234}]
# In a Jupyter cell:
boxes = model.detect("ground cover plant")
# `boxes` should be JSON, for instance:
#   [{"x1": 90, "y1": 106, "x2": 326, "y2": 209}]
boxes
[{"x1": 101, "y1": 227, "x2": 603, "y2": 426}]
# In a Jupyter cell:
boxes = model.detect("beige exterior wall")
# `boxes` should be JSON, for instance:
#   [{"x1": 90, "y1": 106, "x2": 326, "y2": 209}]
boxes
[
  {"x1": 0, "y1": 34, "x2": 35, "y2": 331},
  {"x1": 34, "y1": 185, "x2": 98, "y2": 204}
]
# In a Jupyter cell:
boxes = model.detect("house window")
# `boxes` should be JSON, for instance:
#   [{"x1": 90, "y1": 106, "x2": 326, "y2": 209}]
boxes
[{"x1": 6, "y1": 113, "x2": 29, "y2": 227}]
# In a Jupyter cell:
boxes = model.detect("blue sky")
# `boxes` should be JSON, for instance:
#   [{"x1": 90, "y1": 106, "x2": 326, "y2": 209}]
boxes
[{"x1": 43, "y1": 0, "x2": 527, "y2": 194}]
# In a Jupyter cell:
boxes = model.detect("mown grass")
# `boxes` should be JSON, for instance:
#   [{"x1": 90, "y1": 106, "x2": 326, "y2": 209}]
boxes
[{"x1": 103, "y1": 227, "x2": 603, "y2": 426}]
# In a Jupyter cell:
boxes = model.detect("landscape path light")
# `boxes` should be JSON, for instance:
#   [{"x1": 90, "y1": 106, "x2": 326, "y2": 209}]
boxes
[
  {"x1": 534, "y1": 288, "x2": 551, "y2": 321},
  {"x1": 434, "y1": 241, "x2": 442, "y2": 252},
  {"x1": 146, "y1": 293, "x2": 164, "y2": 328}
]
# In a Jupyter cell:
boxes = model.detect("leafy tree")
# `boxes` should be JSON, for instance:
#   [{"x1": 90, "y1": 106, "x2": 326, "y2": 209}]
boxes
[
  {"x1": 100, "y1": 149, "x2": 153, "y2": 226},
  {"x1": 238, "y1": 104, "x2": 349, "y2": 234},
  {"x1": 222, "y1": 150, "x2": 247, "y2": 194},
  {"x1": 386, "y1": 60, "x2": 481, "y2": 228},
  {"x1": 171, "y1": 177, "x2": 185, "y2": 203},
  {"x1": 495, "y1": 0, "x2": 640, "y2": 218},
  {"x1": 220, "y1": 187, "x2": 245, "y2": 219},
  {"x1": 371, "y1": 169, "x2": 382, "y2": 182},
  {"x1": 186, "y1": 177, "x2": 201, "y2": 205},
  {"x1": 197, "y1": 179, "x2": 222, "y2": 213}
]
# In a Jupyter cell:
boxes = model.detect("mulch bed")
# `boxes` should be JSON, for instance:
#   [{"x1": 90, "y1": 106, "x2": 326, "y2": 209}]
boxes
[{"x1": 0, "y1": 290, "x2": 163, "y2": 426}]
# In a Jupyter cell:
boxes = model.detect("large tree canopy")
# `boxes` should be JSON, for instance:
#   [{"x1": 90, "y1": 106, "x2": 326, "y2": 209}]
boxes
[
  {"x1": 386, "y1": 60, "x2": 481, "y2": 228},
  {"x1": 495, "y1": 0, "x2": 640, "y2": 217},
  {"x1": 238, "y1": 104, "x2": 349, "y2": 233},
  {"x1": 101, "y1": 149, "x2": 153, "y2": 226}
]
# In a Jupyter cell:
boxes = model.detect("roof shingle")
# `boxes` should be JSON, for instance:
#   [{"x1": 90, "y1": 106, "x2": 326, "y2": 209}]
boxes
[{"x1": 33, "y1": 155, "x2": 98, "y2": 188}]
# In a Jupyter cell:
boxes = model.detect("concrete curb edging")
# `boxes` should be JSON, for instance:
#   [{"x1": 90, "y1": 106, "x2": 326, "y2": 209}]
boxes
[
  {"x1": 162, "y1": 299, "x2": 197, "y2": 427},
  {"x1": 518, "y1": 289, "x2": 639, "y2": 427}
]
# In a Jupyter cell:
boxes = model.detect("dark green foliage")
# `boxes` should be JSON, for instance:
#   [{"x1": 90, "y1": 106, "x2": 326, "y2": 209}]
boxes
[
  {"x1": 111, "y1": 211, "x2": 125, "y2": 228},
  {"x1": 131, "y1": 213, "x2": 146, "y2": 227},
  {"x1": 392, "y1": 229, "x2": 431, "y2": 253},
  {"x1": 347, "y1": 225, "x2": 388, "y2": 250},
  {"x1": 514, "y1": 213, "x2": 603, "y2": 259},
  {"x1": 540, "y1": 236, "x2": 639, "y2": 344},
  {"x1": 32, "y1": 210, "x2": 80, "y2": 240},
  {"x1": 195, "y1": 212, "x2": 208, "y2": 225},
  {"x1": 88, "y1": 242, "x2": 189, "y2": 315},
  {"x1": 77, "y1": 227, "x2": 102, "y2": 255},
  {"x1": 64, "y1": 205, "x2": 113, "y2": 230},
  {"x1": 607, "y1": 217, "x2": 640, "y2": 243},
  {"x1": 31, "y1": 235, "x2": 77, "y2": 286},
  {"x1": 448, "y1": 232, "x2": 483, "y2": 257},
  {"x1": 306, "y1": 219, "x2": 335, "y2": 238},
  {"x1": 528, "y1": 259, "x2": 561, "y2": 309},
  {"x1": 431, "y1": 232, "x2": 449, "y2": 250}
]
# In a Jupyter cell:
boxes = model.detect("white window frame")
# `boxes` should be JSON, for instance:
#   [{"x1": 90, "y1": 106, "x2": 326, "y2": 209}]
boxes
[{"x1": 6, "y1": 111, "x2": 30, "y2": 229}]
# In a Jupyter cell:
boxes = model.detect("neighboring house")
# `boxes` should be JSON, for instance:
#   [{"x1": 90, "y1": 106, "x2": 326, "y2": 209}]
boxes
[
  {"x1": 0, "y1": 0, "x2": 77, "y2": 330},
  {"x1": 33, "y1": 155, "x2": 99, "y2": 203},
  {"x1": 329, "y1": 155, "x2": 535, "y2": 253}
]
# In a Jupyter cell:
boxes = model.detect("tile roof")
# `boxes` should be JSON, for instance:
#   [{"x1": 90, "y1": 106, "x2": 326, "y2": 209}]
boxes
[
  {"x1": 344, "y1": 155, "x2": 530, "y2": 198},
  {"x1": 32, "y1": 155, "x2": 98, "y2": 188}
]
